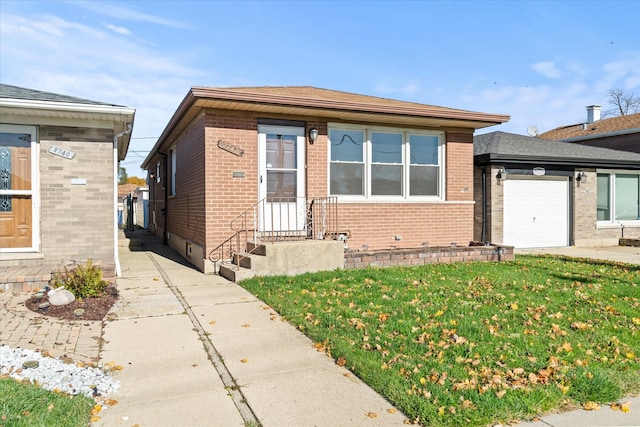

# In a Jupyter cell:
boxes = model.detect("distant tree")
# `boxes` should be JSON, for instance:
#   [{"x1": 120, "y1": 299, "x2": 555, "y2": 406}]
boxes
[
  {"x1": 127, "y1": 176, "x2": 146, "y2": 186},
  {"x1": 118, "y1": 166, "x2": 128, "y2": 185},
  {"x1": 602, "y1": 89, "x2": 640, "y2": 118}
]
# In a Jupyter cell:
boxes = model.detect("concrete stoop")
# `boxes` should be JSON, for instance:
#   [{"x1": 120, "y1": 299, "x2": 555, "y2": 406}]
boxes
[{"x1": 219, "y1": 239, "x2": 345, "y2": 282}]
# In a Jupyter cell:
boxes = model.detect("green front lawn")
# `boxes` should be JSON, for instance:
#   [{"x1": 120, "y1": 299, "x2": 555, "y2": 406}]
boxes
[
  {"x1": 239, "y1": 255, "x2": 640, "y2": 426},
  {"x1": 0, "y1": 379, "x2": 94, "y2": 427}
]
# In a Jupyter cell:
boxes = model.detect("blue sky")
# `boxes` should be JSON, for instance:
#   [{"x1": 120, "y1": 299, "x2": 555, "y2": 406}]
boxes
[{"x1": 1, "y1": 0, "x2": 639, "y2": 176}]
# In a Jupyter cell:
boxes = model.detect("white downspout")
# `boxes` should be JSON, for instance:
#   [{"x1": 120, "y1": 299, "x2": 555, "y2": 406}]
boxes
[{"x1": 113, "y1": 124, "x2": 132, "y2": 277}]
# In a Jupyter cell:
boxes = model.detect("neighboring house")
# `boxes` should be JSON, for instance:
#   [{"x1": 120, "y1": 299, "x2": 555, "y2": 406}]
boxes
[
  {"x1": 117, "y1": 183, "x2": 139, "y2": 227},
  {"x1": 120, "y1": 185, "x2": 149, "y2": 230},
  {"x1": 538, "y1": 106, "x2": 640, "y2": 154},
  {"x1": 141, "y1": 86, "x2": 509, "y2": 276},
  {"x1": 0, "y1": 84, "x2": 135, "y2": 281},
  {"x1": 474, "y1": 131, "x2": 640, "y2": 248}
]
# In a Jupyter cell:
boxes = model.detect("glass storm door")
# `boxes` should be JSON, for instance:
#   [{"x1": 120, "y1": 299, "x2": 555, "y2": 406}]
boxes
[
  {"x1": 0, "y1": 126, "x2": 36, "y2": 250},
  {"x1": 258, "y1": 125, "x2": 306, "y2": 233}
]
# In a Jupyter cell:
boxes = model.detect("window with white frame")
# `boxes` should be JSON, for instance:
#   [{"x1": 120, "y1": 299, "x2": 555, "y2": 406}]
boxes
[
  {"x1": 329, "y1": 125, "x2": 444, "y2": 199},
  {"x1": 597, "y1": 171, "x2": 640, "y2": 222}
]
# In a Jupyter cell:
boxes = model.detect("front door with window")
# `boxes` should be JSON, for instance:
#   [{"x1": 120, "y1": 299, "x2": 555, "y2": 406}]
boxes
[
  {"x1": 0, "y1": 125, "x2": 35, "y2": 250},
  {"x1": 257, "y1": 125, "x2": 306, "y2": 234}
]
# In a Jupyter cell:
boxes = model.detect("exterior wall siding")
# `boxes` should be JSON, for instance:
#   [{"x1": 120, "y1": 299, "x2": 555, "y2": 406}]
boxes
[
  {"x1": 474, "y1": 168, "x2": 640, "y2": 248},
  {"x1": 203, "y1": 111, "x2": 259, "y2": 252},
  {"x1": 39, "y1": 126, "x2": 116, "y2": 271},
  {"x1": 165, "y1": 116, "x2": 206, "y2": 246},
  {"x1": 572, "y1": 134, "x2": 639, "y2": 155},
  {"x1": 337, "y1": 202, "x2": 474, "y2": 251},
  {"x1": 155, "y1": 111, "x2": 483, "y2": 272},
  {"x1": 573, "y1": 170, "x2": 640, "y2": 245}
]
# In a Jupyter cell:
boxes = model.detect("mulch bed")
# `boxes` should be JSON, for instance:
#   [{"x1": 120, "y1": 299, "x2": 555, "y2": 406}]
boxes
[{"x1": 25, "y1": 286, "x2": 118, "y2": 321}]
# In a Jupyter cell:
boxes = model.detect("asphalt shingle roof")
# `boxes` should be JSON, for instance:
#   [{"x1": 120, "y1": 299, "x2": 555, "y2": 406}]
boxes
[
  {"x1": 0, "y1": 83, "x2": 123, "y2": 106},
  {"x1": 538, "y1": 113, "x2": 640, "y2": 140},
  {"x1": 474, "y1": 131, "x2": 640, "y2": 168}
]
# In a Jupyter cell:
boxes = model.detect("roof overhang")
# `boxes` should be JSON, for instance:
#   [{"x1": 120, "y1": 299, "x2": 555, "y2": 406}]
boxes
[
  {"x1": 475, "y1": 153, "x2": 640, "y2": 170},
  {"x1": 142, "y1": 87, "x2": 509, "y2": 169},
  {"x1": 0, "y1": 98, "x2": 136, "y2": 161}
]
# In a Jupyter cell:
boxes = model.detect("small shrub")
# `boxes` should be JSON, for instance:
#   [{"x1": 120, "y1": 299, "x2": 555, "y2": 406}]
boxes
[{"x1": 51, "y1": 259, "x2": 108, "y2": 299}]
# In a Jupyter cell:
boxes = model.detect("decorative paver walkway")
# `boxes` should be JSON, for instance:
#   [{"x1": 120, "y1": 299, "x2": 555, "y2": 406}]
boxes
[{"x1": 0, "y1": 290, "x2": 103, "y2": 364}]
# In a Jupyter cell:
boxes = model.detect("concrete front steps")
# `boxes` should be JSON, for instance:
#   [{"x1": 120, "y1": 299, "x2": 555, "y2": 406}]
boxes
[{"x1": 219, "y1": 240, "x2": 344, "y2": 282}]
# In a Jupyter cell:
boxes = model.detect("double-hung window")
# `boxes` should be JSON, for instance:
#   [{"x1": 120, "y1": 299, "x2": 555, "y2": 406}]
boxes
[
  {"x1": 597, "y1": 171, "x2": 640, "y2": 223},
  {"x1": 329, "y1": 125, "x2": 443, "y2": 200}
]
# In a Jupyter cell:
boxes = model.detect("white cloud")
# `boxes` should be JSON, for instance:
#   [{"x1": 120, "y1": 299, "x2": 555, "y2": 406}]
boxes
[
  {"x1": 103, "y1": 23, "x2": 131, "y2": 35},
  {"x1": 531, "y1": 61, "x2": 562, "y2": 79},
  {"x1": 0, "y1": 10, "x2": 201, "y2": 177},
  {"x1": 68, "y1": 0, "x2": 187, "y2": 28}
]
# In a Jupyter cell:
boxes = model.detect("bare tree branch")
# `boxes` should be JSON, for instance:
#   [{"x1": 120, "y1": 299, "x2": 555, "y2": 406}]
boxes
[{"x1": 602, "y1": 89, "x2": 640, "y2": 117}]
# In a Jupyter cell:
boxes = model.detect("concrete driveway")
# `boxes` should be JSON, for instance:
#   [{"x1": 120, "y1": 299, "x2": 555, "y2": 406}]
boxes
[{"x1": 515, "y1": 245, "x2": 640, "y2": 265}]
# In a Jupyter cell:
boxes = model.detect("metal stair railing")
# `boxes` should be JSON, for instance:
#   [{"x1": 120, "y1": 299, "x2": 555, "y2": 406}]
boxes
[{"x1": 208, "y1": 197, "x2": 339, "y2": 273}]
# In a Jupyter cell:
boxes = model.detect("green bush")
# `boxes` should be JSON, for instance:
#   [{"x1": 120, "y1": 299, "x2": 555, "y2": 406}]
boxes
[{"x1": 50, "y1": 259, "x2": 108, "y2": 299}]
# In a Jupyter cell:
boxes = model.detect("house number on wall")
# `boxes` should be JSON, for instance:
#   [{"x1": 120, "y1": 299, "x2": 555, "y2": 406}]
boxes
[
  {"x1": 217, "y1": 140, "x2": 244, "y2": 156},
  {"x1": 48, "y1": 146, "x2": 76, "y2": 160}
]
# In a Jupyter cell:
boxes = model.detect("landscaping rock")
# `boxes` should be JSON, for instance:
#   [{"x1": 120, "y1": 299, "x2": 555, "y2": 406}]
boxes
[{"x1": 48, "y1": 288, "x2": 75, "y2": 306}]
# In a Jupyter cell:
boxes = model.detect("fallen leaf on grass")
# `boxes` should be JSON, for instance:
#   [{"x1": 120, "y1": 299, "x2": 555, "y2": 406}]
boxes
[
  {"x1": 336, "y1": 357, "x2": 346, "y2": 367},
  {"x1": 570, "y1": 321, "x2": 591, "y2": 330},
  {"x1": 556, "y1": 342, "x2": 573, "y2": 353},
  {"x1": 583, "y1": 401, "x2": 601, "y2": 411},
  {"x1": 47, "y1": 403, "x2": 54, "y2": 412}
]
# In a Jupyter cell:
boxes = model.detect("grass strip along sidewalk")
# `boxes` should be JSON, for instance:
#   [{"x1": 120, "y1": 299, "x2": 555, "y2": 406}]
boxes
[{"x1": 240, "y1": 254, "x2": 640, "y2": 427}]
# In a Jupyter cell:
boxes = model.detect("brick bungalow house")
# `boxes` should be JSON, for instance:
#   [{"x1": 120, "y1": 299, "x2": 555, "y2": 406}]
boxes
[
  {"x1": 1, "y1": 84, "x2": 135, "y2": 291},
  {"x1": 539, "y1": 106, "x2": 640, "y2": 154},
  {"x1": 141, "y1": 86, "x2": 510, "y2": 278},
  {"x1": 474, "y1": 131, "x2": 640, "y2": 248}
]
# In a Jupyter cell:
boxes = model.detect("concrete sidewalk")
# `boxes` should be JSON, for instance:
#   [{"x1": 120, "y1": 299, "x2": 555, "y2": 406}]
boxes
[{"x1": 93, "y1": 229, "x2": 408, "y2": 426}]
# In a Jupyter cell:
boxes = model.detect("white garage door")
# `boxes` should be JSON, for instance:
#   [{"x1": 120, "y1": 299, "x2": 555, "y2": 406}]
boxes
[{"x1": 503, "y1": 178, "x2": 569, "y2": 248}]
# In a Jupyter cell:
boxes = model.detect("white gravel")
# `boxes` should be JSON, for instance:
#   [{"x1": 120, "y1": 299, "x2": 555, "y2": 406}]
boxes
[{"x1": 0, "y1": 344, "x2": 119, "y2": 398}]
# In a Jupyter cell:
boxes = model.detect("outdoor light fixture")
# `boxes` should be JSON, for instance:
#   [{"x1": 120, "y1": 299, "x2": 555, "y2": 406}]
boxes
[
  {"x1": 149, "y1": 172, "x2": 155, "y2": 180},
  {"x1": 496, "y1": 167, "x2": 506, "y2": 184},
  {"x1": 308, "y1": 128, "x2": 319, "y2": 144},
  {"x1": 576, "y1": 172, "x2": 587, "y2": 182}
]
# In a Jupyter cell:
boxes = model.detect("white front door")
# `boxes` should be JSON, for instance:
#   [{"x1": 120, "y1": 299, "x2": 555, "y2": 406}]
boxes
[{"x1": 257, "y1": 125, "x2": 306, "y2": 234}]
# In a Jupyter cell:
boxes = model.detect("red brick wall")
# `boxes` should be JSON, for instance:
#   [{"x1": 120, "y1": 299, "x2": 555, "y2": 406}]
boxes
[
  {"x1": 337, "y1": 202, "x2": 474, "y2": 251},
  {"x1": 334, "y1": 130, "x2": 476, "y2": 251},
  {"x1": 305, "y1": 121, "x2": 328, "y2": 198},
  {"x1": 166, "y1": 116, "x2": 206, "y2": 245},
  {"x1": 203, "y1": 111, "x2": 259, "y2": 249},
  {"x1": 158, "y1": 111, "x2": 478, "y2": 261},
  {"x1": 445, "y1": 132, "x2": 474, "y2": 202},
  {"x1": 572, "y1": 133, "x2": 639, "y2": 155}
]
